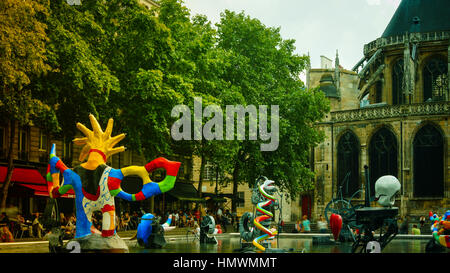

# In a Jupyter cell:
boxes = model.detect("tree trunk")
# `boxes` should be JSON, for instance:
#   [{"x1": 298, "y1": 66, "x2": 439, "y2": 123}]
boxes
[
  {"x1": 0, "y1": 120, "x2": 15, "y2": 211},
  {"x1": 231, "y1": 159, "x2": 240, "y2": 214},
  {"x1": 198, "y1": 149, "x2": 205, "y2": 198}
]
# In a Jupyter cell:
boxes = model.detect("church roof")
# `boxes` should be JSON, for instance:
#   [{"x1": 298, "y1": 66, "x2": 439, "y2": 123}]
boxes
[
  {"x1": 319, "y1": 74, "x2": 339, "y2": 98},
  {"x1": 381, "y1": 0, "x2": 450, "y2": 38}
]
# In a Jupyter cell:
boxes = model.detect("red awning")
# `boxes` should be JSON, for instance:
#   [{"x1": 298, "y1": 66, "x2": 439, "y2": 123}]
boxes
[{"x1": 0, "y1": 166, "x2": 74, "y2": 198}]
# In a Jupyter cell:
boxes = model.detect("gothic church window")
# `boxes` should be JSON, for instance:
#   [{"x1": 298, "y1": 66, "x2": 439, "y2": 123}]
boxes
[
  {"x1": 369, "y1": 127, "x2": 398, "y2": 199},
  {"x1": 423, "y1": 57, "x2": 448, "y2": 102},
  {"x1": 337, "y1": 131, "x2": 360, "y2": 198},
  {"x1": 392, "y1": 59, "x2": 405, "y2": 105},
  {"x1": 413, "y1": 124, "x2": 444, "y2": 197}
]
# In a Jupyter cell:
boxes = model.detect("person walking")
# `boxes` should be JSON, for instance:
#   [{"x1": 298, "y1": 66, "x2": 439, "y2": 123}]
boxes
[{"x1": 301, "y1": 215, "x2": 311, "y2": 233}]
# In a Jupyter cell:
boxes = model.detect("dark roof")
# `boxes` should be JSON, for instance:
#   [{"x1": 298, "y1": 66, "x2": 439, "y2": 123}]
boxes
[
  {"x1": 167, "y1": 182, "x2": 205, "y2": 202},
  {"x1": 382, "y1": 0, "x2": 450, "y2": 38},
  {"x1": 319, "y1": 74, "x2": 339, "y2": 98}
]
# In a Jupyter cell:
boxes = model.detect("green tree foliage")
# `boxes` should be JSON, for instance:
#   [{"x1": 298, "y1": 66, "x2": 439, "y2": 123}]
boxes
[
  {"x1": 32, "y1": 0, "x2": 119, "y2": 139},
  {"x1": 215, "y1": 11, "x2": 330, "y2": 204},
  {"x1": 0, "y1": 0, "x2": 58, "y2": 210},
  {"x1": 0, "y1": 0, "x2": 329, "y2": 212}
]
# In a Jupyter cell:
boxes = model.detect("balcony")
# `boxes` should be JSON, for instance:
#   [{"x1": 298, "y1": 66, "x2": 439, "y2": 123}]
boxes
[
  {"x1": 363, "y1": 31, "x2": 450, "y2": 56},
  {"x1": 330, "y1": 101, "x2": 449, "y2": 123}
]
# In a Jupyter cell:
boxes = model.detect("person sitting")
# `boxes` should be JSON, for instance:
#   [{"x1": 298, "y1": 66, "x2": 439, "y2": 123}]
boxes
[
  {"x1": 130, "y1": 212, "x2": 139, "y2": 230},
  {"x1": 0, "y1": 212, "x2": 14, "y2": 241},
  {"x1": 64, "y1": 214, "x2": 76, "y2": 238},
  {"x1": 0, "y1": 224, "x2": 13, "y2": 242},
  {"x1": 121, "y1": 212, "x2": 131, "y2": 231},
  {"x1": 317, "y1": 215, "x2": 328, "y2": 233}
]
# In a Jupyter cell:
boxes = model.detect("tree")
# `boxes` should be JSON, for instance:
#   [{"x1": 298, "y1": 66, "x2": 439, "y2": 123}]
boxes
[
  {"x1": 0, "y1": 0, "x2": 59, "y2": 210},
  {"x1": 32, "y1": 0, "x2": 120, "y2": 140},
  {"x1": 215, "y1": 11, "x2": 330, "y2": 211}
]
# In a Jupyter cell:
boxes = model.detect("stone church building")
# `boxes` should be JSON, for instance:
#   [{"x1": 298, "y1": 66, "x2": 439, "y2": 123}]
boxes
[{"x1": 307, "y1": 0, "x2": 449, "y2": 221}]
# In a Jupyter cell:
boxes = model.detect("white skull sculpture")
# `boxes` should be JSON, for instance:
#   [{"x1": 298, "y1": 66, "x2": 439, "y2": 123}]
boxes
[{"x1": 374, "y1": 175, "x2": 401, "y2": 207}]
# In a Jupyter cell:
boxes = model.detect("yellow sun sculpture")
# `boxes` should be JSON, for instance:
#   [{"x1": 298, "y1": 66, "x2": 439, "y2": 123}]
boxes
[
  {"x1": 47, "y1": 114, "x2": 181, "y2": 238},
  {"x1": 73, "y1": 114, "x2": 126, "y2": 167}
]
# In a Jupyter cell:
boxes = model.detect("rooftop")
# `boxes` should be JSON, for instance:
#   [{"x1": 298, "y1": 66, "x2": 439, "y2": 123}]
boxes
[{"x1": 382, "y1": 0, "x2": 450, "y2": 38}]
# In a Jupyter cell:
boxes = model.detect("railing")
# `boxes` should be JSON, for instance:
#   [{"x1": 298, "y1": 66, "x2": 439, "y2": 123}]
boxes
[
  {"x1": 330, "y1": 101, "x2": 449, "y2": 123},
  {"x1": 363, "y1": 31, "x2": 450, "y2": 56}
]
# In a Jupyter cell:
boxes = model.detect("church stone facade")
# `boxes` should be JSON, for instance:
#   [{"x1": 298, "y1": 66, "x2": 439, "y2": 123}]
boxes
[{"x1": 308, "y1": 0, "x2": 449, "y2": 221}]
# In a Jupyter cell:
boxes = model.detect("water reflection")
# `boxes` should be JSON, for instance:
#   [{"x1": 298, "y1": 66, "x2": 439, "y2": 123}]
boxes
[{"x1": 128, "y1": 236, "x2": 430, "y2": 253}]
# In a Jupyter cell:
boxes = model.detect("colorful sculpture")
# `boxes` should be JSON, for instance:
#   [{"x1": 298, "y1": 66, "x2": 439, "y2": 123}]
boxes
[
  {"x1": 374, "y1": 175, "x2": 401, "y2": 207},
  {"x1": 428, "y1": 211, "x2": 450, "y2": 249},
  {"x1": 136, "y1": 214, "x2": 174, "y2": 248},
  {"x1": 252, "y1": 178, "x2": 278, "y2": 252},
  {"x1": 330, "y1": 213, "x2": 342, "y2": 241},
  {"x1": 47, "y1": 114, "x2": 181, "y2": 240},
  {"x1": 239, "y1": 176, "x2": 280, "y2": 252}
]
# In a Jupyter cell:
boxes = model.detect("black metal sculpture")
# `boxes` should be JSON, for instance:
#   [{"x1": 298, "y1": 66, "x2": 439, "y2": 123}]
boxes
[{"x1": 351, "y1": 166, "x2": 400, "y2": 253}]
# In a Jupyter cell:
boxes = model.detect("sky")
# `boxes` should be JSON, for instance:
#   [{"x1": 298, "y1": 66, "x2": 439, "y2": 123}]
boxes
[{"x1": 183, "y1": 0, "x2": 401, "y2": 71}]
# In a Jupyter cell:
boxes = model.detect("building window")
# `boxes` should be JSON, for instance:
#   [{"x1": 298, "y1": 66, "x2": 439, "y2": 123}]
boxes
[
  {"x1": 39, "y1": 130, "x2": 48, "y2": 151},
  {"x1": 203, "y1": 162, "x2": 215, "y2": 181},
  {"x1": 18, "y1": 128, "x2": 28, "y2": 161},
  {"x1": 369, "y1": 127, "x2": 398, "y2": 199},
  {"x1": 337, "y1": 131, "x2": 360, "y2": 198},
  {"x1": 392, "y1": 59, "x2": 404, "y2": 105},
  {"x1": 62, "y1": 137, "x2": 73, "y2": 166},
  {"x1": 413, "y1": 124, "x2": 443, "y2": 198},
  {"x1": 375, "y1": 80, "x2": 383, "y2": 103},
  {"x1": 236, "y1": 192, "x2": 245, "y2": 208},
  {"x1": 423, "y1": 57, "x2": 448, "y2": 102}
]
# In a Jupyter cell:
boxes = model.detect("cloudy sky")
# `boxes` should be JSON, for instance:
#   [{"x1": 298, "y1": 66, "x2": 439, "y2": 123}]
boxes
[{"x1": 184, "y1": 0, "x2": 401, "y2": 71}]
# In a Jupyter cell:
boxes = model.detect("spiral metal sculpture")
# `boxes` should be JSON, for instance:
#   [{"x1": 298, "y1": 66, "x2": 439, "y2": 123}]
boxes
[{"x1": 252, "y1": 179, "x2": 278, "y2": 251}]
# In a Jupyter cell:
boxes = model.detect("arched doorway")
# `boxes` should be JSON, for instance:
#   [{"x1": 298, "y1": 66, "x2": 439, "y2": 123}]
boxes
[
  {"x1": 413, "y1": 124, "x2": 444, "y2": 197},
  {"x1": 337, "y1": 131, "x2": 360, "y2": 197},
  {"x1": 369, "y1": 127, "x2": 398, "y2": 199}
]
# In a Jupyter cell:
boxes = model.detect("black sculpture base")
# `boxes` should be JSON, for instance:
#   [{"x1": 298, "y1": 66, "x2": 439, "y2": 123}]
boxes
[
  {"x1": 138, "y1": 233, "x2": 167, "y2": 249},
  {"x1": 200, "y1": 232, "x2": 217, "y2": 244},
  {"x1": 356, "y1": 207, "x2": 398, "y2": 224},
  {"x1": 352, "y1": 207, "x2": 398, "y2": 253},
  {"x1": 426, "y1": 239, "x2": 448, "y2": 253}
]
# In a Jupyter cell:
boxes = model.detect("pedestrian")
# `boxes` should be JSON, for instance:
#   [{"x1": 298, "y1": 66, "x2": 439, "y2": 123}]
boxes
[
  {"x1": 32, "y1": 213, "x2": 44, "y2": 239},
  {"x1": 293, "y1": 219, "x2": 301, "y2": 233},
  {"x1": 174, "y1": 211, "x2": 179, "y2": 227},
  {"x1": 301, "y1": 215, "x2": 311, "y2": 233},
  {"x1": 194, "y1": 209, "x2": 200, "y2": 225},
  {"x1": 317, "y1": 215, "x2": 328, "y2": 233},
  {"x1": 411, "y1": 224, "x2": 421, "y2": 235}
]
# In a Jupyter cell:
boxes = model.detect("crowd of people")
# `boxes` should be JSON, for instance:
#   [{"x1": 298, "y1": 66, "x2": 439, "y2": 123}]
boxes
[
  {"x1": 1, "y1": 201, "x2": 435, "y2": 243},
  {"x1": 0, "y1": 208, "x2": 46, "y2": 242}
]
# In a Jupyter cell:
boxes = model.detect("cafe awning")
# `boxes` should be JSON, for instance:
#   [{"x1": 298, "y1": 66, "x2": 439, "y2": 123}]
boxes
[
  {"x1": 166, "y1": 182, "x2": 205, "y2": 202},
  {"x1": 0, "y1": 166, "x2": 74, "y2": 198},
  {"x1": 202, "y1": 193, "x2": 233, "y2": 203}
]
